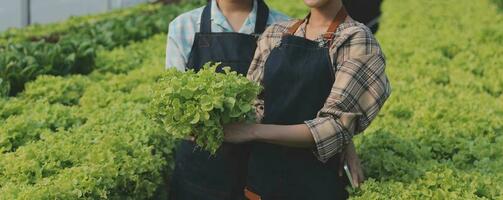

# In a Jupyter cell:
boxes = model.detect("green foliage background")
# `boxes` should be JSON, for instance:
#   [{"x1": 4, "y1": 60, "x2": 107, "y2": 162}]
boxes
[{"x1": 0, "y1": 0, "x2": 502, "y2": 199}]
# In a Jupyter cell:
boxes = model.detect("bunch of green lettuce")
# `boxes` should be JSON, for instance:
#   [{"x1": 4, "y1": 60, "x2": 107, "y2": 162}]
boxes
[{"x1": 149, "y1": 63, "x2": 261, "y2": 154}]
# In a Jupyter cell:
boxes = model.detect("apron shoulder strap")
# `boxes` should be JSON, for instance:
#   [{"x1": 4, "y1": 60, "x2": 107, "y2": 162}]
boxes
[
  {"x1": 200, "y1": 1, "x2": 212, "y2": 33},
  {"x1": 254, "y1": 0, "x2": 270, "y2": 34},
  {"x1": 286, "y1": 18, "x2": 306, "y2": 36},
  {"x1": 201, "y1": 0, "x2": 269, "y2": 34},
  {"x1": 322, "y1": 7, "x2": 348, "y2": 46},
  {"x1": 284, "y1": 7, "x2": 348, "y2": 46}
]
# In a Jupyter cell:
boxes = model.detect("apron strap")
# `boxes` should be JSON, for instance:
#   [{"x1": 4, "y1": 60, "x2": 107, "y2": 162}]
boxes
[
  {"x1": 254, "y1": 0, "x2": 270, "y2": 34},
  {"x1": 200, "y1": 0, "x2": 270, "y2": 34},
  {"x1": 244, "y1": 187, "x2": 262, "y2": 200},
  {"x1": 286, "y1": 18, "x2": 306, "y2": 36},
  {"x1": 200, "y1": 1, "x2": 212, "y2": 33},
  {"x1": 285, "y1": 7, "x2": 348, "y2": 46},
  {"x1": 322, "y1": 6, "x2": 348, "y2": 45}
]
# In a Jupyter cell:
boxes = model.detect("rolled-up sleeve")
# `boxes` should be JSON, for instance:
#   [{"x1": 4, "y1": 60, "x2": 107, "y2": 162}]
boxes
[{"x1": 306, "y1": 29, "x2": 392, "y2": 162}]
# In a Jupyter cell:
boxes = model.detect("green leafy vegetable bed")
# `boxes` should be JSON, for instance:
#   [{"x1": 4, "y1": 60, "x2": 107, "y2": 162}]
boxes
[
  {"x1": 0, "y1": 0, "x2": 502, "y2": 199},
  {"x1": 0, "y1": 40, "x2": 171, "y2": 199},
  {"x1": 0, "y1": 1, "x2": 203, "y2": 97}
]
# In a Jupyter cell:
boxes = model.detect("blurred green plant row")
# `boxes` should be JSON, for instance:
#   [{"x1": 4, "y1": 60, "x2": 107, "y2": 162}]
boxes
[
  {"x1": 0, "y1": 4, "x2": 160, "y2": 46},
  {"x1": 0, "y1": 1, "x2": 204, "y2": 97}
]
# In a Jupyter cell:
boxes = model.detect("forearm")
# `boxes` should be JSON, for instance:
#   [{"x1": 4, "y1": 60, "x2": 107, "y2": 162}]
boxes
[{"x1": 252, "y1": 124, "x2": 315, "y2": 148}]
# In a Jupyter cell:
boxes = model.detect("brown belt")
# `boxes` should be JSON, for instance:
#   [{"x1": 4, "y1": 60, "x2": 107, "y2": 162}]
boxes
[{"x1": 244, "y1": 187, "x2": 261, "y2": 200}]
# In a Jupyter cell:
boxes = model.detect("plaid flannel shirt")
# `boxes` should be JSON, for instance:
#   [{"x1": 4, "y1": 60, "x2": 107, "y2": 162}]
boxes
[{"x1": 248, "y1": 17, "x2": 391, "y2": 162}]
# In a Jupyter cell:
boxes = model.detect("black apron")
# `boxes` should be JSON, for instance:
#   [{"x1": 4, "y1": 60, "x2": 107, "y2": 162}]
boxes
[
  {"x1": 169, "y1": 1, "x2": 269, "y2": 200},
  {"x1": 246, "y1": 8, "x2": 350, "y2": 200}
]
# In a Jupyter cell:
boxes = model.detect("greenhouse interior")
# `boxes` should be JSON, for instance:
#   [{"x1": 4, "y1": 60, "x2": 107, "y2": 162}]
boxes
[{"x1": 0, "y1": 0, "x2": 501, "y2": 199}]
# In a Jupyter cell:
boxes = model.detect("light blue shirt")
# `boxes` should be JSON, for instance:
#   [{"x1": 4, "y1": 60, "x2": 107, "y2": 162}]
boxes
[{"x1": 165, "y1": 0, "x2": 290, "y2": 71}]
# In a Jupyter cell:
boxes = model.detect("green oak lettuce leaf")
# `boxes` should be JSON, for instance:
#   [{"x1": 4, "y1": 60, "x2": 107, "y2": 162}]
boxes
[{"x1": 149, "y1": 62, "x2": 261, "y2": 154}]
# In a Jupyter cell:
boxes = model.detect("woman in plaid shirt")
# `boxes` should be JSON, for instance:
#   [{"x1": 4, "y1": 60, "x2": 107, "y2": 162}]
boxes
[{"x1": 223, "y1": 0, "x2": 391, "y2": 199}]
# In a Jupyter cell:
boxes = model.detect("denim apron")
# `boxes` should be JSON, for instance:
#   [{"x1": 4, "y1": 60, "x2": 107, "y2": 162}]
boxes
[
  {"x1": 246, "y1": 8, "x2": 350, "y2": 200},
  {"x1": 169, "y1": 1, "x2": 269, "y2": 199}
]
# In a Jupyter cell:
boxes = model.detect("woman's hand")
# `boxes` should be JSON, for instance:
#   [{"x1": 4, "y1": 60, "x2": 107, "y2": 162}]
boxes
[
  {"x1": 223, "y1": 123, "x2": 258, "y2": 143},
  {"x1": 339, "y1": 141, "x2": 365, "y2": 188}
]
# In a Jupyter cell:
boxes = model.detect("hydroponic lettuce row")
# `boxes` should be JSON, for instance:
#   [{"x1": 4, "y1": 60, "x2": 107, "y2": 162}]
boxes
[{"x1": 149, "y1": 63, "x2": 261, "y2": 154}]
